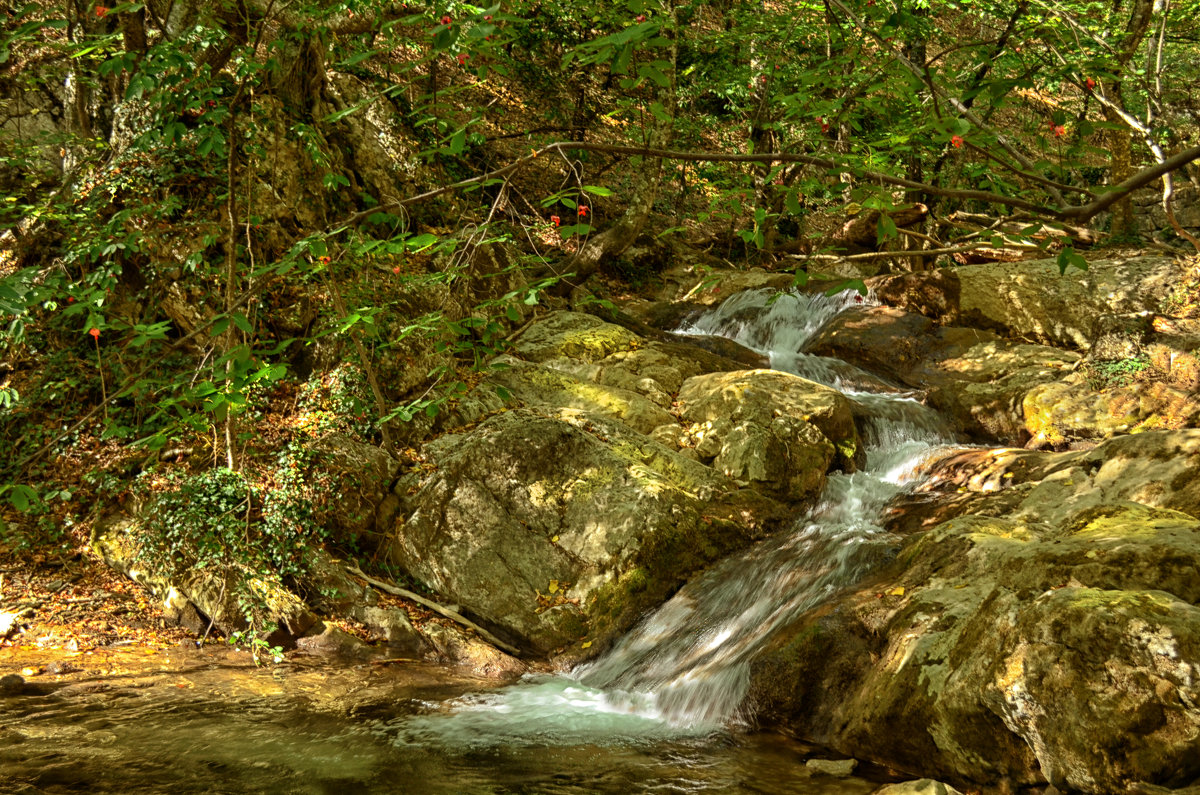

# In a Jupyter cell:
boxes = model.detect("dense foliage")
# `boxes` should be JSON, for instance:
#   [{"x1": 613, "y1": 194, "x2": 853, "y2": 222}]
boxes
[{"x1": 2, "y1": 0, "x2": 1198, "y2": 587}]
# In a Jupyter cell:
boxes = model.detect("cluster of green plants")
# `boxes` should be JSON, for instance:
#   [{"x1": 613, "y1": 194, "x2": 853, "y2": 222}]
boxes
[
  {"x1": 1084, "y1": 355, "x2": 1155, "y2": 390},
  {"x1": 132, "y1": 466, "x2": 319, "y2": 583}
]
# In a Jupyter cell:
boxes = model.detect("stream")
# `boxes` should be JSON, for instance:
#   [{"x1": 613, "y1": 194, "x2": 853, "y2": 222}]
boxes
[{"x1": 1, "y1": 289, "x2": 959, "y2": 794}]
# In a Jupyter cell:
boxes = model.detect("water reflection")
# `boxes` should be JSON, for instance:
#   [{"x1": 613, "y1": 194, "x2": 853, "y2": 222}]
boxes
[{"x1": 0, "y1": 652, "x2": 878, "y2": 794}]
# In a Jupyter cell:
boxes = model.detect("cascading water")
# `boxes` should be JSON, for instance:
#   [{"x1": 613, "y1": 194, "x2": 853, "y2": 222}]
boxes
[{"x1": 398, "y1": 287, "x2": 955, "y2": 749}]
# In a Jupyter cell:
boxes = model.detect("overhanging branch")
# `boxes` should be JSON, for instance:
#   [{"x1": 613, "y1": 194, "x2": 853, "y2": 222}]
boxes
[{"x1": 350, "y1": 141, "x2": 1200, "y2": 226}]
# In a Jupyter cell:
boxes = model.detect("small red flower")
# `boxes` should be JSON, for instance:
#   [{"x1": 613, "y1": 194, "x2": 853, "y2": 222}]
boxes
[
  {"x1": 1053, "y1": 124, "x2": 1065, "y2": 138},
  {"x1": 457, "y1": 53, "x2": 469, "y2": 65},
  {"x1": 440, "y1": 15, "x2": 451, "y2": 25},
  {"x1": 89, "y1": 328, "x2": 100, "y2": 339},
  {"x1": 1086, "y1": 77, "x2": 1095, "y2": 90},
  {"x1": 759, "y1": 75, "x2": 767, "y2": 84},
  {"x1": 319, "y1": 256, "x2": 331, "y2": 264},
  {"x1": 550, "y1": 215, "x2": 561, "y2": 227},
  {"x1": 94, "y1": 6, "x2": 107, "y2": 17},
  {"x1": 854, "y1": 295, "x2": 864, "y2": 304},
  {"x1": 392, "y1": 266, "x2": 401, "y2": 274},
  {"x1": 951, "y1": 134, "x2": 964, "y2": 148},
  {"x1": 819, "y1": 117, "x2": 830, "y2": 134},
  {"x1": 207, "y1": 99, "x2": 216, "y2": 107},
  {"x1": 68, "y1": 296, "x2": 75, "y2": 303},
  {"x1": 636, "y1": 14, "x2": 646, "y2": 22},
  {"x1": 484, "y1": 14, "x2": 492, "y2": 20},
  {"x1": 577, "y1": 206, "x2": 589, "y2": 218}
]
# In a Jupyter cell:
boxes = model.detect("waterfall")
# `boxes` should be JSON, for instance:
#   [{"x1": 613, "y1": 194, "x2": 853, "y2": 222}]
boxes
[{"x1": 397, "y1": 287, "x2": 955, "y2": 749}]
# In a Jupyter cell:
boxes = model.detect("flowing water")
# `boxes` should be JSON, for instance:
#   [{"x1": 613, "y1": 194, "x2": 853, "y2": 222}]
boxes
[
  {"x1": 398, "y1": 288, "x2": 955, "y2": 751},
  {"x1": 1, "y1": 288, "x2": 955, "y2": 793}
]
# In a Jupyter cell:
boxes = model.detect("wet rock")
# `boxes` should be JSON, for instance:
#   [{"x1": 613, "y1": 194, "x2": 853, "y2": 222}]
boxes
[
  {"x1": 349, "y1": 606, "x2": 424, "y2": 653},
  {"x1": 806, "y1": 758, "x2": 858, "y2": 776},
  {"x1": 44, "y1": 660, "x2": 81, "y2": 676},
  {"x1": 0, "y1": 674, "x2": 25, "y2": 694},
  {"x1": 388, "y1": 407, "x2": 790, "y2": 657},
  {"x1": 422, "y1": 622, "x2": 527, "y2": 680},
  {"x1": 872, "y1": 781, "x2": 963, "y2": 795},
  {"x1": 803, "y1": 306, "x2": 939, "y2": 386},
  {"x1": 295, "y1": 625, "x2": 374, "y2": 659},
  {"x1": 752, "y1": 429, "x2": 1200, "y2": 793}
]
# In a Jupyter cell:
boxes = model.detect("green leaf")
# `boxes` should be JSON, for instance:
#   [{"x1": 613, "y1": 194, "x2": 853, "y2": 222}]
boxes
[
  {"x1": 582, "y1": 185, "x2": 614, "y2": 197},
  {"x1": 230, "y1": 312, "x2": 253, "y2": 334},
  {"x1": 1056, "y1": 246, "x2": 1088, "y2": 275},
  {"x1": 637, "y1": 63, "x2": 669, "y2": 87}
]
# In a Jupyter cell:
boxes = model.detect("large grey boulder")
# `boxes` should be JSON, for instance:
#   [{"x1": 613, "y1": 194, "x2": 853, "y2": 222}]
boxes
[
  {"x1": 387, "y1": 407, "x2": 791, "y2": 657},
  {"x1": 750, "y1": 430, "x2": 1200, "y2": 793}
]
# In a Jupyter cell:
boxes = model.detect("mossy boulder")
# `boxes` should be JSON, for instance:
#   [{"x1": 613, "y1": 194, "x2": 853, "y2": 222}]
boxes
[
  {"x1": 750, "y1": 430, "x2": 1200, "y2": 793},
  {"x1": 1023, "y1": 376, "x2": 1200, "y2": 448},
  {"x1": 388, "y1": 407, "x2": 790, "y2": 657},
  {"x1": 469, "y1": 355, "x2": 676, "y2": 434},
  {"x1": 511, "y1": 310, "x2": 642, "y2": 364},
  {"x1": 923, "y1": 341, "x2": 1080, "y2": 443},
  {"x1": 676, "y1": 369, "x2": 863, "y2": 500}
]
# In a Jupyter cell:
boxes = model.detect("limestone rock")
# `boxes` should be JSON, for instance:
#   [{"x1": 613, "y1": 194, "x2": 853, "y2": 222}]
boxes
[
  {"x1": 388, "y1": 407, "x2": 790, "y2": 657},
  {"x1": 512, "y1": 311, "x2": 642, "y2": 364},
  {"x1": 925, "y1": 341, "x2": 1080, "y2": 443},
  {"x1": 478, "y1": 355, "x2": 676, "y2": 434},
  {"x1": 677, "y1": 369, "x2": 863, "y2": 486},
  {"x1": 295, "y1": 625, "x2": 374, "y2": 659},
  {"x1": 1024, "y1": 378, "x2": 1200, "y2": 447},
  {"x1": 349, "y1": 606, "x2": 424, "y2": 653},
  {"x1": 806, "y1": 758, "x2": 858, "y2": 776},
  {"x1": 422, "y1": 622, "x2": 528, "y2": 680},
  {"x1": 954, "y1": 255, "x2": 1184, "y2": 349},
  {"x1": 872, "y1": 781, "x2": 963, "y2": 795},
  {"x1": 751, "y1": 429, "x2": 1200, "y2": 793}
]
